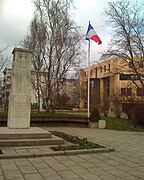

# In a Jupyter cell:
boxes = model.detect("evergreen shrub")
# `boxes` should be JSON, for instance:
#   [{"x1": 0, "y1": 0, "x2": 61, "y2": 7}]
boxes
[{"x1": 89, "y1": 108, "x2": 101, "y2": 122}]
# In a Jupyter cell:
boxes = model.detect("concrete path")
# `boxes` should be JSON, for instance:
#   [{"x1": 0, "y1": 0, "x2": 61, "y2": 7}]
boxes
[{"x1": 0, "y1": 127, "x2": 144, "y2": 179}]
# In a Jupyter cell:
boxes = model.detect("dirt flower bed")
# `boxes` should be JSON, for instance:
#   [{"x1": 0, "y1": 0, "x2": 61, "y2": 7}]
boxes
[{"x1": 50, "y1": 131, "x2": 104, "y2": 151}]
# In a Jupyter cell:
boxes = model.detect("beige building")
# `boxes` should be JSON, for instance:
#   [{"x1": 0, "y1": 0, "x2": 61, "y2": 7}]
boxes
[
  {"x1": 80, "y1": 58, "x2": 144, "y2": 117},
  {"x1": 59, "y1": 79, "x2": 80, "y2": 108}
]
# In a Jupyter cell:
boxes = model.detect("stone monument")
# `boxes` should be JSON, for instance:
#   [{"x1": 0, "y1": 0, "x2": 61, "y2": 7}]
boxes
[{"x1": 7, "y1": 48, "x2": 32, "y2": 128}]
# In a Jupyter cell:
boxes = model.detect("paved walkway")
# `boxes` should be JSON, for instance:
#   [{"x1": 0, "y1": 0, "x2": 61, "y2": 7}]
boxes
[{"x1": 0, "y1": 127, "x2": 144, "y2": 180}]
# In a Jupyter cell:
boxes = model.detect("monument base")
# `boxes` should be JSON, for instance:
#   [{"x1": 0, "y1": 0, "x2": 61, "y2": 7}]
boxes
[
  {"x1": 7, "y1": 95, "x2": 31, "y2": 129},
  {"x1": 0, "y1": 127, "x2": 64, "y2": 147},
  {"x1": 7, "y1": 48, "x2": 32, "y2": 129}
]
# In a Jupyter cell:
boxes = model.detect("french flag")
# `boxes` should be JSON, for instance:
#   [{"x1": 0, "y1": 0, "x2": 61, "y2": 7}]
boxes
[{"x1": 86, "y1": 22, "x2": 102, "y2": 45}]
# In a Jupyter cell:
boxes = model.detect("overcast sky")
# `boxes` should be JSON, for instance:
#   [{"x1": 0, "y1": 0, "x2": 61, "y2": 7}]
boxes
[{"x1": 0, "y1": 0, "x2": 143, "y2": 67}]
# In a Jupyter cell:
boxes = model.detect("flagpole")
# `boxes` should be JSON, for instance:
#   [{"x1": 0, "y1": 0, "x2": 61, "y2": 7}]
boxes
[
  {"x1": 87, "y1": 39, "x2": 90, "y2": 118},
  {"x1": 86, "y1": 21, "x2": 102, "y2": 118}
]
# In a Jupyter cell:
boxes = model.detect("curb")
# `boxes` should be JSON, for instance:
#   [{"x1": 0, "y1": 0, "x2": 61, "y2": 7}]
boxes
[{"x1": 0, "y1": 147, "x2": 115, "y2": 159}]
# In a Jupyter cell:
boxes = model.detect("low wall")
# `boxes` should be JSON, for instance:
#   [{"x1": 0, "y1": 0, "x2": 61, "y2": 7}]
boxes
[{"x1": 0, "y1": 116, "x2": 89, "y2": 128}]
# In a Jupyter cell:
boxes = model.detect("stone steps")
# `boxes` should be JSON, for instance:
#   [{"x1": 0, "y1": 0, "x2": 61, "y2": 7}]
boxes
[
  {"x1": 0, "y1": 135, "x2": 64, "y2": 147},
  {"x1": 0, "y1": 127, "x2": 64, "y2": 147},
  {"x1": 0, "y1": 127, "x2": 52, "y2": 139},
  {"x1": 0, "y1": 132, "x2": 51, "y2": 139}
]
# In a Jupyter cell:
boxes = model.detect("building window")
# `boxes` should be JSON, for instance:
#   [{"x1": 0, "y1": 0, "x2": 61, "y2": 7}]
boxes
[
  {"x1": 106, "y1": 78, "x2": 110, "y2": 97},
  {"x1": 127, "y1": 88, "x2": 132, "y2": 96},
  {"x1": 129, "y1": 62, "x2": 133, "y2": 68},
  {"x1": 100, "y1": 66, "x2": 102, "y2": 73},
  {"x1": 121, "y1": 88, "x2": 126, "y2": 95},
  {"x1": 137, "y1": 88, "x2": 144, "y2": 96},
  {"x1": 108, "y1": 64, "x2": 110, "y2": 71},
  {"x1": 120, "y1": 74, "x2": 144, "y2": 80},
  {"x1": 120, "y1": 74, "x2": 131, "y2": 80},
  {"x1": 95, "y1": 68, "x2": 97, "y2": 78},
  {"x1": 91, "y1": 70, "x2": 92, "y2": 75},
  {"x1": 104, "y1": 65, "x2": 106, "y2": 72},
  {"x1": 121, "y1": 88, "x2": 132, "y2": 96}
]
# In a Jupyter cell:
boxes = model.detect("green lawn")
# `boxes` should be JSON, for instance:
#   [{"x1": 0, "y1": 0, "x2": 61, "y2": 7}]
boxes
[{"x1": 104, "y1": 117, "x2": 144, "y2": 131}]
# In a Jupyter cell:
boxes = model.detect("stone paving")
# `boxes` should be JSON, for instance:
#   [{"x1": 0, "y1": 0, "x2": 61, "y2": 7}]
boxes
[{"x1": 0, "y1": 127, "x2": 144, "y2": 179}]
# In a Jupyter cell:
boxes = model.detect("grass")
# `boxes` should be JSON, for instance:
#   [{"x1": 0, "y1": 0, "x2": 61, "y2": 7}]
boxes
[
  {"x1": 31, "y1": 111, "x2": 87, "y2": 118},
  {"x1": 0, "y1": 111, "x2": 86, "y2": 117},
  {"x1": 104, "y1": 117, "x2": 144, "y2": 131}
]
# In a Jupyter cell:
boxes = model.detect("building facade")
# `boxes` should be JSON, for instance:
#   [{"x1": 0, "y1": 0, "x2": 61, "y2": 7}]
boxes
[
  {"x1": 1, "y1": 68, "x2": 79, "y2": 110},
  {"x1": 80, "y1": 58, "x2": 144, "y2": 116},
  {"x1": 59, "y1": 79, "x2": 80, "y2": 108}
]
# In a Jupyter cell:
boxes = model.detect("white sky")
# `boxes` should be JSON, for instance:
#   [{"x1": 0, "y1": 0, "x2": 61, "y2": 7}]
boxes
[
  {"x1": 0, "y1": 0, "x2": 143, "y2": 67},
  {"x1": 0, "y1": 0, "x2": 34, "y2": 48}
]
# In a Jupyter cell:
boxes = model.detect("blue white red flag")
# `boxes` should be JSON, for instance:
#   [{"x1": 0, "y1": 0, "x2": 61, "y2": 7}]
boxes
[{"x1": 86, "y1": 23, "x2": 102, "y2": 45}]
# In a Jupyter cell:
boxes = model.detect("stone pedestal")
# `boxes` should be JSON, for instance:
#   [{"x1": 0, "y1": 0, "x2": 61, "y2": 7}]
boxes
[
  {"x1": 99, "y1": 120, "x2": 106, "y2": 129},
  {"x1": 7, "y1": 48, "x2": 32, "y2": 129}
]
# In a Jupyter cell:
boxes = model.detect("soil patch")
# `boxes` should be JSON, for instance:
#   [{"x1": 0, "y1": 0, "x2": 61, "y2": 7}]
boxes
[{"x1": 50, "y1": 131, "x2": 105, "y2": 151}]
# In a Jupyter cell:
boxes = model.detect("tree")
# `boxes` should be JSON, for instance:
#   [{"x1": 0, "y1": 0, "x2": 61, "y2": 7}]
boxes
[
  {"x1": 0, "y1": 46, "x2": 10, "y2": 110},
  {"x1": 0, "y1": 46, "x2": 9, "y2": 71},
  {"x1": 103, "y1": 0, "x2": 144, "y2": 90},
  {"x1": 56, "y1": 93, "x2": 71, "y2": 109},
  {"x1": 23, "y1": 0, "x2": 82, "y2": 111},
  {"x1": 0, "y1": 79, "x2": 3, "y2": 109},
  {"x1": 23, "y1": 17, "x2": 46, "y2": 111}
]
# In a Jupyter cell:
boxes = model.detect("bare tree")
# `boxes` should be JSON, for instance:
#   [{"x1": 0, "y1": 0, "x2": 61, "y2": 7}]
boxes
[
  {"x1": 23, "y1": 0, "x2": 83, "y2": 111},
  {"x1": 102, "y1": 0, "x2": 144, "y2": 90},
  {"x1": 23, "y1": 17, "x2": 46, "y2": 111},
  {"x1": 0, "y1": 78, "x2": 3, "y2": 109},
  {"x1": 0, "y1": 46, "x2": 9, "y2": 71}
]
